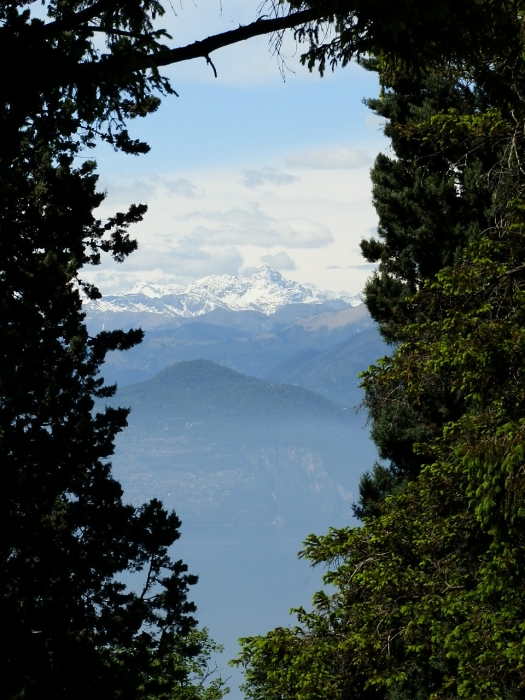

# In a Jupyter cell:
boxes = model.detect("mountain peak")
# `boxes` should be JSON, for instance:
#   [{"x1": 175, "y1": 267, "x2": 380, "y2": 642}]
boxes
[{"x1": 251, "y1": 264, "x2": 286, "y2": 285}]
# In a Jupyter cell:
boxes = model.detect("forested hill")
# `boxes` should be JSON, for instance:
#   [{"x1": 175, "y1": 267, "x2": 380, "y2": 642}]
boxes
[{"x1": 113, "y1": 359, "x2": 349, "y2": 422}]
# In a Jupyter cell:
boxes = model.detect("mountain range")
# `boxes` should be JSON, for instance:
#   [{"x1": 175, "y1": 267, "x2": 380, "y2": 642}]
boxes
[
  {"x1": 86, "y1": 267, "x2": 384, "y2": 407},
  {"x1": 85, "y1": 266, "x2": 362, "y2": 331},
  {"x1": 88, "y1": 266, "x2": 389, "y2": 523},
  {"x1": 94, "y1": 267, "x2": 387, "y2": 697},
  {"x1": 84, "y1": 264, "x2": 391, "y2": 700}
]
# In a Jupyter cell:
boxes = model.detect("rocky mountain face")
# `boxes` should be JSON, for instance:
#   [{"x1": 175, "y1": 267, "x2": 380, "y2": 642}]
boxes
[{"x1": 84, "y1": 266, "x2": 362, "y2": 331}]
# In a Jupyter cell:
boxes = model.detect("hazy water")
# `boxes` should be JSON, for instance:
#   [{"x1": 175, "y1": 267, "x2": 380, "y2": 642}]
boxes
[{"x1": 174, "y1": 519, "x2": 356, "y2": 699}]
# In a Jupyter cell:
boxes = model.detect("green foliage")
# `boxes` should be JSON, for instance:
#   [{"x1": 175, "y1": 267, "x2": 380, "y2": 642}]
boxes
[
  {"x1": 353, "y1": 60, "x2": 503, "y2": 517},
  {"x1": 365, "y1": 224, "x2": 525, "y2": 528},
  {"x1": 361, "y1": 62, "x2": 498, "y2": 343},
  {"x1": 235, "y1": 459, "x2": 525, "y2": 698},
  {"x1": 285, "y1": 0, "x2": 523, "y2": 96},
  {"x1": 0, "y1": 0, "x2": 175, "y2": 157},
  {"x1": 352, "y1": 462, "x2": 402, "y2": 520},
  {"x1": 135, "y1": 629, "x2": 229, "y2": 700},
  {"x1": 0, "y1": 130, "x2": 226, "y2": 699},
  {"x1": 8, "y1": 1, "x2": 525, "y2": 697}
]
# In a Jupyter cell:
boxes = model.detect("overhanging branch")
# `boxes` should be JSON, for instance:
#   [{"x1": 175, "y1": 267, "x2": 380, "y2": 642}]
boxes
[{"x1": 151, "y1": 9, "x2": 319, "y2": 69}]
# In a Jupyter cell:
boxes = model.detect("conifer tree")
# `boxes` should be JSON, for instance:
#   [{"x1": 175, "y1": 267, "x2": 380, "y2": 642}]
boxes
[
  {"x1": 6, "y1": 1, "x2": 525, "y2": 696},
  {"x1": 0, "y1": 91, "x2": 225, "y2": 700},
  {"x1": 354, "y1": 62, "x2": 503, "y2": 517}
]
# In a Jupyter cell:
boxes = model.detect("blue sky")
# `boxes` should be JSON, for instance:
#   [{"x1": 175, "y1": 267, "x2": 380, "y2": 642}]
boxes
[{"x1": 79, "y1": 1, "x2": 389, "y2": 296}]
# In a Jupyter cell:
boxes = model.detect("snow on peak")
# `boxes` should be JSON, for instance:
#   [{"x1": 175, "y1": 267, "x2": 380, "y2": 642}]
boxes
[
  {"x1": 251, "y1": 264, "x2": 287, "y2": 285},
  {"x1": 85, "y1": 267, "x2": 361, "y2": 318},
  {"x1": 125, "y1": 282, "x2": 185, "y2": 299},
  {"x1": 341, "y1": 292, "x2": 364, "y2": 308}
]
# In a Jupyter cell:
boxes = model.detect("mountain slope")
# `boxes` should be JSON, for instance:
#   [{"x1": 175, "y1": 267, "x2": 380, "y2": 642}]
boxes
[
  {"x1": 98, "y1": 304, "x2": 374, "y2": 387},
  {"x1": 264, "y1": 327, "x2": 389, "y2": 407},
  {"x1": 116, "y1": 360, "x2": 346, "y2": 420}
]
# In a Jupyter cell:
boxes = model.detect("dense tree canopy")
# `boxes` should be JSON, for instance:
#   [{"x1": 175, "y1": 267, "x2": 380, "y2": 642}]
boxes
[
  {"x1": 0, "y1": 1, "x2": 267, "y2": 697},
  {"x1": 0, "y1": 2, "x2": 335, "y2": 696},
  {"x1": 355, "y1": 60, "x2": 503, "y2": 518},
  {"x1": 235, "y1": 217, "x2": 525, "y2": 698}
]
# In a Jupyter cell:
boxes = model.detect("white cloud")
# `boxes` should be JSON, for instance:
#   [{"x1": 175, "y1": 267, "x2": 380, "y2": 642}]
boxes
[
  {"x1": 260, "y1": 251, "x2": 296, "y2": 270},
  {"x1": 350, "y1": 262, "x2": 378, "y2": 271},
  {"x1": 101, "y1": 177, "x2": 156, "y2": 204},
  {"x1": 286, "y1": 147, "x2": 372, "y2": 170},
  {"x1": 88, "y1": 157, "x2": 381, "y2": 297},
  {"x1": 101, "y1": 175, "x2": 202, "y2": 206},
  {"x1": 239, "y1": 266, "x2": 260, "y2": 277},
  {"x1": 181, "y1": 202, "x2": 333, "y2": 248},
  {"x1": 242, "y1": 167, "x2": 299, "y2": 189},
  {"x1": 161, "y1": 243, "x2": 243, "y2": 282}
]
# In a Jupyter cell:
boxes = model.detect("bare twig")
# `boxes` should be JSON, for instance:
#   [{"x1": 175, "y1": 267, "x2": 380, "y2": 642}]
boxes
[{"x1": 205, "y1": 54, "x2": 218, "y2": 78}]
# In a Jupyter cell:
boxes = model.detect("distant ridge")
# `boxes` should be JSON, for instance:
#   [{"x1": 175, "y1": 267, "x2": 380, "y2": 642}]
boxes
[
  {"x1": 114, "y1": 359, "x2": 347, "y2": 421},
  {"x1": 85, "y1": 265, "x2": 362, "y2": 320},
  {"x1": 264, "y1": 326, "x2": 388, "y2": 407}
]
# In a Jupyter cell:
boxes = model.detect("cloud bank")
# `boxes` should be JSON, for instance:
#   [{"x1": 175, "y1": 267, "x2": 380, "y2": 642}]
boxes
[{"x1": 182, "y1": 202, "x2": 333, "y2": 248}]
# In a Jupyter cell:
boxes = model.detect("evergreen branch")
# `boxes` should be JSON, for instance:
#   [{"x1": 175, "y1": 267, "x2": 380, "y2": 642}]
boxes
[{"x1": 41, "y1": 0, "x2": 120, "y2": 36}]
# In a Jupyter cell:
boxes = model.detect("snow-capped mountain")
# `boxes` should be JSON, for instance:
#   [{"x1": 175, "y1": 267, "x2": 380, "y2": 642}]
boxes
[{"x1": 85, "y1": 266, "x2": 363, "y2": 319}]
